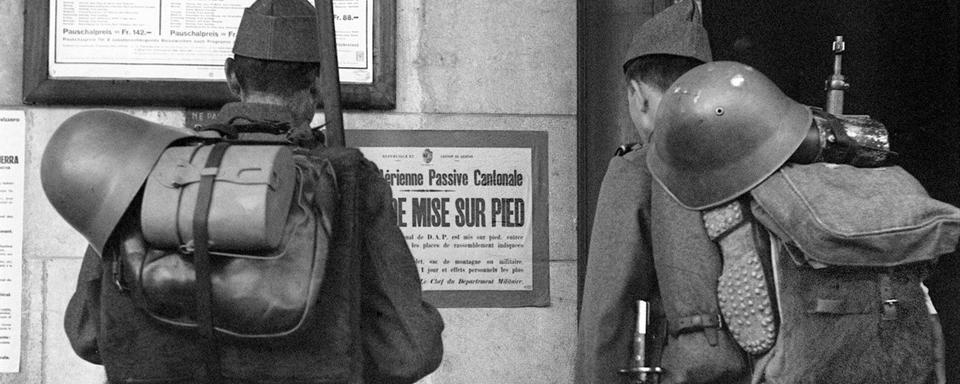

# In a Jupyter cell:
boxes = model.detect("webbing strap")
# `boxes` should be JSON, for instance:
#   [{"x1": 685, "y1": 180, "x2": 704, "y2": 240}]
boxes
[
  {"x1": 880, "y1": 272, "x2": 899, "y2": 321},
  {"x1": 669, "y1": 313, "x2": 721, "y2": 346},
  {"x1": 193, "y1": 142, "x2": 230, "y2": 384}
]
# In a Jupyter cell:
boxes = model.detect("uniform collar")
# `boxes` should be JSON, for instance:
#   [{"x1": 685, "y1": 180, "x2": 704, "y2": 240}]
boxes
[
  {"x1": 215, "y1": 102, "x2": 299, "y2": 124},
  {"x1": 212, "y1": 102, "x2": 323, "y2": 148}
]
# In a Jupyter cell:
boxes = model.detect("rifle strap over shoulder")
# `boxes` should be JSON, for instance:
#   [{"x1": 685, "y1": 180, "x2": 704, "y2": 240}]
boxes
[{"x1": 193, "y1": 142, "x2": 231, "y2": 384}]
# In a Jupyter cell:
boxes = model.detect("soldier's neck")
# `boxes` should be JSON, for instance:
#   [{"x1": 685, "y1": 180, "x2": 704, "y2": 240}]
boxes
[{"x1": 241, "y1": 93, "x2": 289, "y2": 108}]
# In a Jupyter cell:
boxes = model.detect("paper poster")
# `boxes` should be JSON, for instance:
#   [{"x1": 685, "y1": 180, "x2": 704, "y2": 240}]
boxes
[
  {"x1": 361, "y1": 146, "x2": 534, "y2": 291},
  {"x1": 0, "y1": 110, "x2": 25, "y2": 372}
]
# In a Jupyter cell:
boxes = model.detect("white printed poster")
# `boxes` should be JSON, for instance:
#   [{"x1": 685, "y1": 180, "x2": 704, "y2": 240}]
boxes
[
  {"x1": 49, "y1": 0, "x2": 373, "y2": 83},
  {"x1": 0, "y1": 110, "x2": 25, "y2": 372},
  {"x1": 361, "y1": 146, "x2": 534, "y2": 291}
]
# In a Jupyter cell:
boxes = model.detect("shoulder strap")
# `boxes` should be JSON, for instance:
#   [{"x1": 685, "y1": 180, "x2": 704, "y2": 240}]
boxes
[{"x1": 193, "y1": 142, "x2": 231, "y2": 384}]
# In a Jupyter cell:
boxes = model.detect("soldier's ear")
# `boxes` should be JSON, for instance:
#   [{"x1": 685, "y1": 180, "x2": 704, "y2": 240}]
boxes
[
  {"x1": 627, "y1": 79, "x2": 641, "y2": 96},
  {"x1": 628, "y1": 80, "x2": 650, "y2": 113},
  {"x1": 224, "y1": 58, "x2": 243, "y2": 97}
]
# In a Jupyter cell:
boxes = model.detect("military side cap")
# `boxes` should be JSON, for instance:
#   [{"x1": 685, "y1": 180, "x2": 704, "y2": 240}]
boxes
[
  {"x1": 623, "y1": 0, "x2": 712, "y2": 71},
  {"x1": 233, "y1": 0, "x2": 322, "y2": 63}
]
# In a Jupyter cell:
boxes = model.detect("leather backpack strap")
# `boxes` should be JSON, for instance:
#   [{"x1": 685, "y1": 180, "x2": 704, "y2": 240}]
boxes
[
  {"x1": 193, "y1": 142, "x2": 231, "y2": 384},
  {"x1": 339, "y1": 156, "x2": 366, "y2": 380}
]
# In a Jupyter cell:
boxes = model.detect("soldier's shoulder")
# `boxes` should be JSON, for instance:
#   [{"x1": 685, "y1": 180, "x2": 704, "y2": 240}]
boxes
[
  {"x1": 308, "y1": 146, "x2": 370, "y2": 169},
  {"x1": 613, "y1": 143, "x2": 641, "y2": 157},
  {"x1": 602, "y1": 149, "x2": 651, "y2": 198},
  {"x1": 609, "y1": 143, "x2": 649, "y2": 173}
]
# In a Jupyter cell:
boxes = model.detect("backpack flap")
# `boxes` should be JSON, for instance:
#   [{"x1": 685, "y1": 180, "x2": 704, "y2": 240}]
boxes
[
  {"x1": 750, "y1": 163, "x2": 960, "y2": 268},
  {"x1": 141, "y1": 144, "x2": 296, "y2": 253}
]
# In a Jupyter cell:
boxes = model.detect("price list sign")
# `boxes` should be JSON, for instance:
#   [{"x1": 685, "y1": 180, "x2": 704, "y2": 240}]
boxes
[{"x1": 49, "y1": 0, "x2": 374, "y2": 83}]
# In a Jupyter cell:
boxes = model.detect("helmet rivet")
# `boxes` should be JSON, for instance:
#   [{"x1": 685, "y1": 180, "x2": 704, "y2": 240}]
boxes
[{"x1": 715, "y1": 107, "x2": 725, "y2": 116}]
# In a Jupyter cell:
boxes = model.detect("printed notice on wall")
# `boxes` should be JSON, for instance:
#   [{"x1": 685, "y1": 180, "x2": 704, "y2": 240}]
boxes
[
  {"x1": 0, "y1": 110, "x2": 25, "y2": 372},
  {"x1": 48, "y1": 0, "x2": 373, "y2": 83},
  {"x1": 352, "y1": 130, "x2": 549, "y2": 307},
  {"x1": 361, "y1": 147, "x2": 533, "y2": 291}
]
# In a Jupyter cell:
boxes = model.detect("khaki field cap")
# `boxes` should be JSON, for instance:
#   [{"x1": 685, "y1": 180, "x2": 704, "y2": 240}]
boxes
[
  {"x1": 233, "y1": 0, "x2": 322, "y2": 63},
  {"x1": 623, "y1": 0, "x2": 712, "y2": 70},
  {"x1": 41, "y1": 110, "x2": 196, "y2": 256},
  {"x1": 647, "y1": 61, "x2": 812, "y2": 210}
]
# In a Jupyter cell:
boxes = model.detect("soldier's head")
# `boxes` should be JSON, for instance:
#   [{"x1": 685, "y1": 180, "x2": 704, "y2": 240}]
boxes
[
  {"x1": 623, "y1": 0, "x2": 711, "y2": 144},
  {"x1": 225, "y1": 0, "x2": 322, "y2": 124},
  {"x1": 624, "y1": 55, "x2": 704, "y2": 144}
]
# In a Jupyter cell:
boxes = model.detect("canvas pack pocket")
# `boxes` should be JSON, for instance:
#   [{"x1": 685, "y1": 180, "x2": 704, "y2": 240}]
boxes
[{"x1": 750, "y1": 163, "x2": 960, "y2": 268}]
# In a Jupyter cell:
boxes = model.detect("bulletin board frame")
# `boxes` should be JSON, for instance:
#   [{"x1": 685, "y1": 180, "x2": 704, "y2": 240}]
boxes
[{"x1": 22, "y1": 0, "x2": 397, "y2": 110}]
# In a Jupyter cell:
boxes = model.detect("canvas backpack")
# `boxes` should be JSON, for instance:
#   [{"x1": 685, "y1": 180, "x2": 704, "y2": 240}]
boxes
[
  {"x1": 703, "y1": 163, "x2": 960, "y2": 384},
  {"x1": 109, "y1": 122, "x2": 354, "y2": 381}
]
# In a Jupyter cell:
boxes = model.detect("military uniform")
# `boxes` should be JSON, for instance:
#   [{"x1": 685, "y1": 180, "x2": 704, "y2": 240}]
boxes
[
  {"x1": 576, "y1": 145, "x2": 748, "y2": 384},
  {"x1": 576, "y1": 1, "x2": 718, "y2": 382},
  {"x1": 576, "y1": 146, "x2": 655, "y2": 383},
  {"x1": 55, "y1": 1, "x2": 443, "y2": 383}
]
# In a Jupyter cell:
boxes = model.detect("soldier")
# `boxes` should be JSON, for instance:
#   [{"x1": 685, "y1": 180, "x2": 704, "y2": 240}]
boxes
[
  {"x1": 47, "y1": 0, "x2": 444, "y2": 383},
  {"x1": 647, "y1": 60, "x2": 958, "y2": 383},
  {"x1": 576, "y1": 1, "x2": 740, "y2": 383}
]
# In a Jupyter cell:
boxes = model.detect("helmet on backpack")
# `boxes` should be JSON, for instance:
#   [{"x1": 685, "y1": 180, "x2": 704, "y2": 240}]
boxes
[
  {"x1": 41, "y1": 110, "x2": 196, "y2": 256},
  {"x1": 647, "y1": 61, "x2": 812, "y2": 210}
]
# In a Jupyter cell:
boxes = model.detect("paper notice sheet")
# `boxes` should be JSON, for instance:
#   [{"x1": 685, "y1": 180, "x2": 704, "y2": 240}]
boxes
[{"x1": 0, "y1": 110, "x2": 25, "y2": 372}]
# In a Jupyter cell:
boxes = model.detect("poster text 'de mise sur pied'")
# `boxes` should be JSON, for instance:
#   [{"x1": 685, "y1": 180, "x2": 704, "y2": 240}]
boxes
[
  {"x1": 363, "y1": 146, "x2": 533, "y2": 291},
  {"x1": 354, "y1": 130, "x2": 549, "y2": 307}
]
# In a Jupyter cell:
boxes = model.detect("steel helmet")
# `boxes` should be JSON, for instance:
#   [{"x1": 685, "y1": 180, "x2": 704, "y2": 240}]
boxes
[
  {"x1": 647, "y1": 61, "x2": 812, "y2": 210},
  {"x1": 41, "y1": 110, "x2": 196, "y2": 256}
]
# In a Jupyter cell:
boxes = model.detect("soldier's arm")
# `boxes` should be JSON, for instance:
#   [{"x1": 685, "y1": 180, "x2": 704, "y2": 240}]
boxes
[
  {"x1": 357, "y1": 159, "x2": 444, "y2": 384},
  {"x1": 63, "y1": 246, "x2": 104, "y2": 365},
  {"x1": 576, "y1": 154, "x2": 656, "y2": 384}
]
